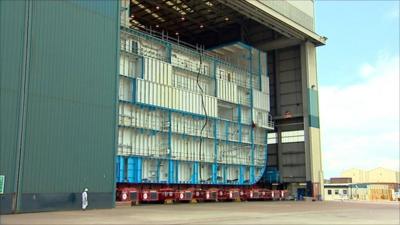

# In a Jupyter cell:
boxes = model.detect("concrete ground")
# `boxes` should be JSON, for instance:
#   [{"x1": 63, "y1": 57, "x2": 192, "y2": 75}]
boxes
[{"x1": 1, "y1": 201, "x2": 399, "y2": 225}]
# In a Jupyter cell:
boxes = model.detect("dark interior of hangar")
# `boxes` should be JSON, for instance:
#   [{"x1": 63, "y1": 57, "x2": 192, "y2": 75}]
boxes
[{"x1": 126, "y1": 0, "x2": 284, "y2": 49}]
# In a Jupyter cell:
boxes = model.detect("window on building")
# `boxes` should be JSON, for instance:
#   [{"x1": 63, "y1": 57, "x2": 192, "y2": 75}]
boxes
[
  {"x1": 327, "y1": 190, "x2": 332, "y2": 195},
  {"x1": 343, "y1": 190, "x2": 347, "y2": 195},
  {"x1": 267, "y1": 133, "x2": 277, "y2": 144},
  {"x1": 335, "y1": 190, "x2": 339, "y2": 195},
  {"x1": 281, "y1": 130, "x2": 305, "y2": 143}
]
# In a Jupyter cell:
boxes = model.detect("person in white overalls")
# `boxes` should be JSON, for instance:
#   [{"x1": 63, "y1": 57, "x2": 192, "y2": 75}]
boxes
[{"x1": 82, "y1": 188, "x2": 88, "y2": 210}]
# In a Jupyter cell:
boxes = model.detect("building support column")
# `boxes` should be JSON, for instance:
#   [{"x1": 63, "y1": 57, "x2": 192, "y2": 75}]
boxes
[{"x1": 300, "y1": 41, "x2": 324, "y2": 199}]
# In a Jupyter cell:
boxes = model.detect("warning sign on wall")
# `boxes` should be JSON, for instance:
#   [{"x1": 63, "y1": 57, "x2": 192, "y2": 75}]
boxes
[{"x1": 0, "y1": 175, "x2": 5, "y2": 194}]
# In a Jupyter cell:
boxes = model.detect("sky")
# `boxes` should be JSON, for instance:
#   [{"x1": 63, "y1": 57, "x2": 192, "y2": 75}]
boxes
[{"x1": 315, "y1": 0, "x2": 400, "y2": 178}]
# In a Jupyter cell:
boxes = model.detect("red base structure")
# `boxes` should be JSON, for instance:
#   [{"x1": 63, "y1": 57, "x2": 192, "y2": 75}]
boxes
[{"x1": 116, "y1": 184, "x2": 289, "y2": 204}]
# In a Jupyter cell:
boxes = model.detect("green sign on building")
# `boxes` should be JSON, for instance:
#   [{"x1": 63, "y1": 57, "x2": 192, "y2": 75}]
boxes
[{"x1": 0, "y1": 175, "x2": 4, "y2": 194}]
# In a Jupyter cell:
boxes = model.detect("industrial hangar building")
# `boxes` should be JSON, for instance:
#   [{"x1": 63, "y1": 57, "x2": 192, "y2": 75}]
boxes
[{"x1": 0, "y1": 0, "x2": 325, "y2": 213}]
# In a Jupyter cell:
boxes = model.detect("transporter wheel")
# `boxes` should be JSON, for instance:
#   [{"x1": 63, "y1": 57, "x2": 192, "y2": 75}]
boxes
[{"x1": 121, "y1": 193, "x2": 128, "y2": 201}]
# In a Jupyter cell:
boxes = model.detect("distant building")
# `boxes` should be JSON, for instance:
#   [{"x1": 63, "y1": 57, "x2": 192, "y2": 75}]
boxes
[
  {"x1": 341, "y1": 167, "x2": 400, "y2": 183},
  {"x1": 329, "y1": 177, "x2": 352, "y2": 184},
  {"x1": 324, "y1": 168, "x2": 400, "y2": 201},
  {"x1": 324, "y1": 183, "x2": 350, "y2": 201},
  {"x1": 349, "y1": 184, "x2": 397, "y2": 201}
]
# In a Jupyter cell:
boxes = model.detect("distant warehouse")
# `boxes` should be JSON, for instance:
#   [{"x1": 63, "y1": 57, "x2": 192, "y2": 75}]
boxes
[
  {"x1": 0, "y1": 0, "x2": 326, "y2": 213},
  {"x1": 324, "y1": 168, "x2": 400, "y2": 201}
]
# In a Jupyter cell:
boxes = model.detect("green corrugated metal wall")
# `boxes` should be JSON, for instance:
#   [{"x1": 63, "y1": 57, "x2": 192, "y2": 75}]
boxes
[
  {"x1": 0, "y1": 0, "x2": 119, "y2": 213},
  {"x1": 0, "y1": 0, "x2": 27, "y2": 214}
]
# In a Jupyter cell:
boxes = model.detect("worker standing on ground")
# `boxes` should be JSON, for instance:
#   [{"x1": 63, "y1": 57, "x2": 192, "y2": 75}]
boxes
[{"x1": 82, "y1": 188, "x2": 88, "y2": 210}]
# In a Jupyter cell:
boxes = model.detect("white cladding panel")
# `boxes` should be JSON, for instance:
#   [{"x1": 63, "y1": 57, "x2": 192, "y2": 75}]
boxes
[
  {"x1": 216, "y1": 64, "x2": 249, "y2": 88},
  {"x1": 143, "y1": 57, "x2": 172, "y2": 85},
  {"x1": 218, "y1": 143, "x2": 251, "y2": 165},
  {"x1": 171, "y1": 50, "x2": 211, "y2": 76},
  {"x1": 228, "y1": 123, "x2": 239, "y2": 142},
  {"x1": 254, "y1": 128, "x2": 266, "y2": 145},
  {"x1": 119, "y1": 77, "x2": 132, "y2": 101},
  {"x1": 241, "y1": 107, "x2": 251, "y2": 124},
  {"x1": 217, "y1": 79, "x2": 238, "y2": 103},
  {"x1": 171, "y1": 113, "x2": 213, "y2": 138},
  {"x1": 159, "y1": 161, "x2": 169, "y2": 182},
  {"x1": 173, "y1": 69, "x2": 211, "y2": 95},
  {"x1": 135, "y1": 38, "x2": 166, "y2": 60},
  {"x1": 261, "y1": 76, "x2": 270, "y2": 94},
  {"x1": 179, "y1": 163, "x2": 192, "y2": 182},
  {"x1": 226, "y1": 166, "x2": 239, "y2": 181},
  {"x1": 171, "y1": 136, "x2": 214, "y2": 162},
  {"x1": 238, "y1": 88, "x2": 250, "y2": 106},
  {"x1": 119, "y1": 103, "x2": 167, "y2": 131},
  {"x1": 119, "y1": 54, "x2": 141, "y2": 77},
  {"x1": 255, "y1": 145, "x2": 265, "y2": 166},
  {"x1": 142, "y1": 159, "x2": 158, "y2": 182},
  {"x1": 253, "y1": 89, "x2": 270, "y2": 111},
  {"x1": 135, "y1": 79, "x2": 217, "y2": 117},
  {"x1": 118, "y1": 127, "x2": 168, "y2": 157},
  {"x1": 200, "y1": 165, "x2": 213, "y2": 181},
  {"x1": 241, "y1": 126, "x2": 251, "y2": 144},
  {"x1": 253, "y1": 109, "x2": 272, "y2": 129}
]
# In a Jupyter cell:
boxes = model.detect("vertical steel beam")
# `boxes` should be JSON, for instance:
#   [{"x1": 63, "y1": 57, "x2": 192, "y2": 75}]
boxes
[
  {"x1": 192, "y1": 162, "x2": 199, "y2": 184},
  {"x1": 14, "y1": 0, "x2": 32, "y2": 212},
  {"x1": 239, "y1": 166, "x2": 244, "y2": 184},
  {"x1": 119, "y1": 157, "x2": 125, "y2": 183},
  {"x1": 212, "y1": 120, "x2": 218, "y2": 184},
  {"x1": 156, "y1": 159, "x2": 160, "y2": 183},
  {"x1": 249, "y1": 48, "x2": 255, "y2": 183},
  {"x1": 137, "y1": 157, "x2": 142, "y2": 183},
  {"x1": 238, "y1": 106, "x2": 242, "y2": 143},
  {"x1": 258, "y1": 50, "x2": 262, "y2": 90},
  {"x1": 127, "y1": 157, "x2": 134, "y2": 182},
  {"x1": 167, "y1": 111, "x2": 174, "y2": 183},
  {"x1": 112, "y1": 0, "x2": 121, "y2": 208},
  {"x1": 213, "y1": 60, "x2": 218, "y2": 97}
]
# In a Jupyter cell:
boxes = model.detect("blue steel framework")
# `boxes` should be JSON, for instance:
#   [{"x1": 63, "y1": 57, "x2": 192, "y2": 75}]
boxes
[{"x1": 116, "y1": 26, "x2": 272, "y2": 186}]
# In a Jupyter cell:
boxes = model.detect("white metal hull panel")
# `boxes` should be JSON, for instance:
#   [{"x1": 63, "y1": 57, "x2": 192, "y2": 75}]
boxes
[
  {"x1": 119, "y1": 77, "x2": 132, "y2": 101},
  {"x1": 119, "y1": 103, "x2": 167, "y2": 131},
  {"x1": 253, "y1": 89, "x2": 270, "y2": 111},
  {"x1": 171, "y1": 50, "x2": 211, "y2": 76},
  {"x1": 171, "y1": 136, "x2": 214, "y2": 162},
  {"x1": 135, "y1": 78, "x2": 218, "y2": 117},
  {"x1": 241, "y1": 107, "x2": 251, "y2": 124},
  {"x1": 117, "y1": 31, "x2": 274, "y2": 185},
  {"x1": 218, "y1": 143, "x2": 251, "y2": 165},
  {"x1": 238, "y1": 88, "x2": 250, "y2": 106},
  {"x1": 178, "y1": 162, "x2": 192, "y2": 182},
  {"x1": 253, "y1": 109, "x2": 273, "y2": 129},
  {"x1": 118, "y1": 127, "x2": 168, "y2": 157},
  {"x1": 119, "y1": 54, "x2": 141, "y2": 78},
  {"x1": 216, "y1": 64, "x2": 249, "y2": 88},
  {"x1": 217, "y1": 79, "x2": 238, "y2": 103},
  {"x1": 143, "y1": 57, "x2": 172, "y2": 85},
  {"x1": 261, "y1": 76, "x2": 270, "y2": 94}
]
